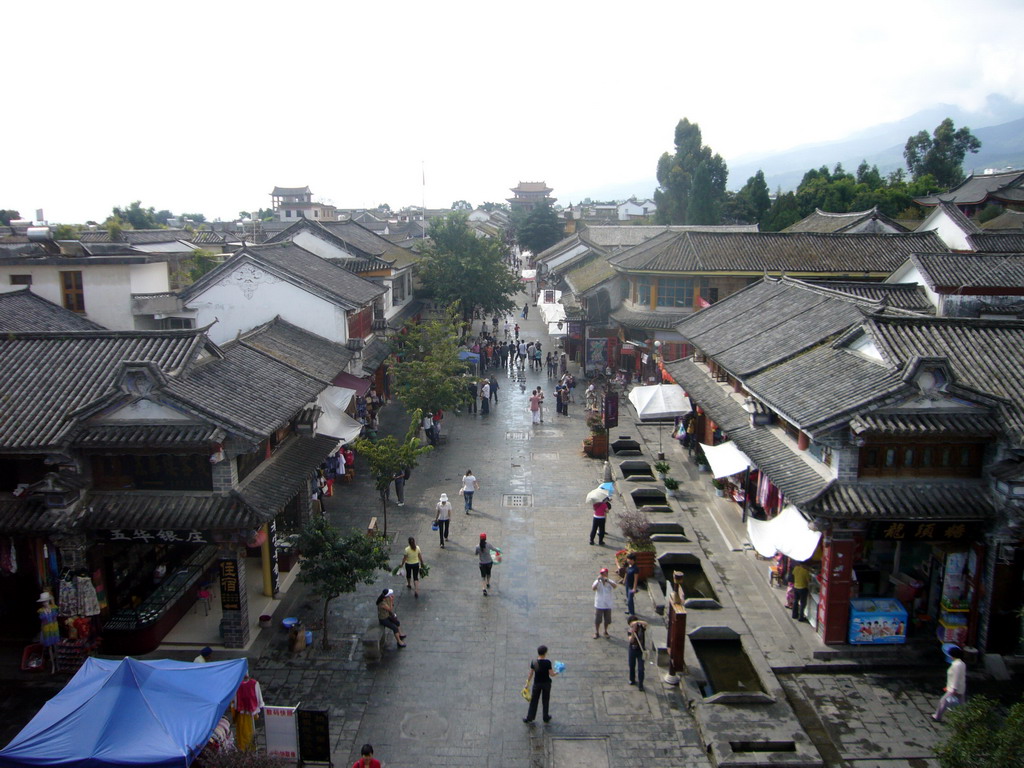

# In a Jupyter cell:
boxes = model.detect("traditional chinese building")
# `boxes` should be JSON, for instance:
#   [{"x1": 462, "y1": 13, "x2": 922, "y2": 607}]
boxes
[{"x1": 507, "y1": 181, "x2": 555, "y2": 214}]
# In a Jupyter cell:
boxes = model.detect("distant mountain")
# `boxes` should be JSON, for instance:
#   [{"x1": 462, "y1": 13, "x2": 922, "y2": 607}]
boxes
[{"x1": 728, "y1": 96, "x2": 1024, "y2": 192}]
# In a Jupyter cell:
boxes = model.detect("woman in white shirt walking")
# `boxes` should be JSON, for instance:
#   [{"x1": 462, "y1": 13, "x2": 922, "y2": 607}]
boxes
[
  {"x1": 461, "y1": 470, "x2": 479, "y2": 513},
  {"x1": 434, "y1": 493, "x2": 452, "y2": 547}
]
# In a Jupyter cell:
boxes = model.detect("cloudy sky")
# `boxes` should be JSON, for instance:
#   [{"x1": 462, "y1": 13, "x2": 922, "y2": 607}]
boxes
[{"x1": 5, "y1": 0, "x2": 1024, "y2": 223}]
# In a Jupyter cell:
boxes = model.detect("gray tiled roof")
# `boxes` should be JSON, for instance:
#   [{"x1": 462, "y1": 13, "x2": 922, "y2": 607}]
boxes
[
  {"x1": 915, "y1": 170, "x2": 1024, "y2": 206},
  {"x1": 237, "y1": 317, "x2": 354, "y2": 382},
  {"x1": 675, "y1": 278, "x2": 896, "y2": 378},
  {"x1": 123, "y1": 229, "x2": 191, "y2": 245},
  {"x1": 804, "y1": 281, "x2": 934, "y2": 312},
  {"x1": 784, "y1": 208, "x2": 909, "y2": 234},
  {"x1": 865, "y1": 314, "x2": 1024, "y2": 443},
  {"x1": 0, "y1": 496, "x2": 69, "y2": 534},
  {"x1": 665, "y1": 359, "x2": 832, "y2": 506},
  {"x1": 910, "y1": 252, "x2": 1024, "y2": 290},
  {"x1": 181, "y1": 242, "x2": 385, "y2": 311},
  {"x1": 981, "y1": 210, "x2": 1024, "y2": 230},
  {"x1": 610, "y1": 307, "x2": 690, "y2": 330},
  {"x1": 237, "y1": 434, "x2": 340, "y2": 517},
  {"x1": 386, "y1": 299, "x2": 424, "y2": 329},
  {"x1": 849, "y1": 412, "x2": 1001, "y2": 437},
  {"x1": 318, "y1": 220, "x2": 415, "y2": 266},
  {"x1": 0, "y1": 330, "x2": 210, "y2": 450},
  {"x1": 188, "y1": 231, "x2": 228, "y2": 245},
  {"x1": 79, "y1": 491, "x2": 261, "y2": 531},
  {"x1": 814, "y1": 482, "x2": 992, "y2": 520},
  {"x1": 0, "y1": 289, "x2": 105, "y2": 331},
  {"x1": 272, "y1": 186, "x2": 311, "y2": 196},
  {"x1": 166, "y1": 342, "x2": 329, "y2": 440},
  {"x1": 966, "y1": 232, "x2": 1024, "y2": 252},
  {"x1": 609, "y1": 230, "x2": 943, "y2": 274},
  {"x1": 72, "y1": 424, "x2": 221, "y2": 448},
  {"x1": 362, "y1": 337, "x2": 391, "y2": 374}
]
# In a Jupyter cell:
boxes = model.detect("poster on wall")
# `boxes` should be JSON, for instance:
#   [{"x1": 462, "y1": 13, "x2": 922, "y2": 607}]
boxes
[{"x1": 586, "y1": 338, "x2": 608, "y2": 372}]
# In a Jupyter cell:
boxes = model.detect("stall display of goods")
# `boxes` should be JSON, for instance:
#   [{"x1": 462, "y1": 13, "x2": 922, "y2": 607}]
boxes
[{"x1": 848, "y1": 598, "x2": 908, "y2": 644}]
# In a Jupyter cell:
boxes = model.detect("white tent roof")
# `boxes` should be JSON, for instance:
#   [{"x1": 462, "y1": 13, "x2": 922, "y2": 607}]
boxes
[
  {"x1": 746, "y1": 505, "x2": 822, "y2": 561},
  {"x1": 315, "y1": 386, "x2": 364, "y2": 443},
  {"x1": 628, "y1": 384, "x2": 692, "y2": 420},
  {"x1": 699, "y1": 441, "x2": 753, "y2": 479}
]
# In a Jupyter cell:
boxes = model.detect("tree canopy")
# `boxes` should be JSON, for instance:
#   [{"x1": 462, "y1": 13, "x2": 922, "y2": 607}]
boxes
[
  {"x1": 110, "y1": 201, "x2": 160, "y2": 229},
  {"x1": 933, "y1": 695, "x2": 1024, "y2": 768},
  {"x1": 0, "y1": 210, "x2": 22, "y2": 225},
  {"x1": 724, "y1": 170, "x2": 772, "y2": 225},
  {"x1": 514, "y1": 199, "x2": 564, "y2": 256},
  {"x1": 417, "y1": 214, "x2": 520, "y2": 319},
  {"x1": 904, "y1": 118, "x2": 981, "y2": 190},
  {"x1": 354, "y1": 412, "x2": 432, "y2": 535},
  {"x1": 451, "y1": 200, "x2": 472, "y2": 211},
  {"x1": 388, "y1": 305, "x2": 474, "y2": 417},
  {"x1": 297, "y1": 517, "x2": 391, "y2": 649},
  {"x1": 654, "y1": 118, "x2": 729, "y2": 225}
]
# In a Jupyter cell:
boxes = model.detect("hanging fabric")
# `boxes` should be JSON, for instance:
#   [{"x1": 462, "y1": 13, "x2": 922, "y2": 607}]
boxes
[{"x1": 76, "y1": 576, "x2": 101, "y2": 617}]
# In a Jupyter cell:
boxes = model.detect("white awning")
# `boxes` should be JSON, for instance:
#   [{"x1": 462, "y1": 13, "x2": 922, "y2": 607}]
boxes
[
  {"x1": 521, "y1": 269, "x2": 537, "y2": 281},
  {"x1": 538, "y1": 301, "x2": 566, "y2": 324},
  {"x1": 746, "y1": 505, "x2": 822, "y2": 561},
  {"x1": 315, "y1": 387, "x2": 363, "y2": 443},
  {"x1": 547, "y1": 322, "x2": 567, "y2": 337},
  {"x1": 699, "y1": 442, "x2": 753, "y2": 479},
  {"x1": 628, "y1": 384, "x2": 692, "y2": 420}
]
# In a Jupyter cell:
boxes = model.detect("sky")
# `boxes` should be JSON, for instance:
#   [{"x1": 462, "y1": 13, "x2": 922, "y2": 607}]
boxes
[{"x1": 4, "y1": 0, "x2": 1024, "y2": 224}]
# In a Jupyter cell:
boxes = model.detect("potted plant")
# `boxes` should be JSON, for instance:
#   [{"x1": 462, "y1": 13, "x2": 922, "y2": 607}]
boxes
[
  {"x1": 663, "y1": 476, "x2": 680, "y2": 495},
  {"x1": 653, "y1": 460, "x2": 670, "y2": 479},
  {"x1": 711, "y1": 477, "x2": 725, "y2": 497},
  {"x1": 616, "y1": 507, "x2": 656, "y2": 580},
  {"x1": 584, "y1": 414, "x2": 608, "y2": 459}
]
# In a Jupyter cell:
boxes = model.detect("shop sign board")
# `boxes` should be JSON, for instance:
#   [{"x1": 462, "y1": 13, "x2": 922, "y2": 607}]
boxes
[
  {"x1": 101, "y1": 528, "x2": 214, "y2": 544},
  {"x1": 265, "y1": 705, "x2": 298, "y2": 761},
  {"x1": 218, "y1": 558, "x2": 241, "y2": 611},
  {"x1": 604, "y1": 391, "x2": 619, "y2": 429},
  {"x1": 866, "y1": 521, "x2": 979, "y2": 543},
  {"x1": 297, "y1": 709, "x2": 331, "y2": 763}
]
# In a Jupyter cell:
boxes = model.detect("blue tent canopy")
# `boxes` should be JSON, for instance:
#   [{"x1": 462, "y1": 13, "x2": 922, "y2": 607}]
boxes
[
  {"x1": 457, "y1": 350, "x2": 480, "y2": 363},
  {"x1": 0, "y1": 657, "x2": 247, "y2": 768}
]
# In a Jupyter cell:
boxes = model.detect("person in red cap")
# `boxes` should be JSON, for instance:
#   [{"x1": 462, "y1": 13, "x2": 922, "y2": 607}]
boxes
[
  {"x1": 474, "y1": 533, "x2": 501, "y2": 596},
  {"x1": 592, "y1": 567, "x2": 619, "y2": 638}
]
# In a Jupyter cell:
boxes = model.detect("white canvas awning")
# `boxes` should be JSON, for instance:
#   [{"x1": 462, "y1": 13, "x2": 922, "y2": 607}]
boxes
[
  {"x1": 628, "y1": 384, "x2": 692, "y2": 420},
  {"x1": 315, "y1": 387, "x2": 364, "y2": 443},
  {"x1": 521, "y1": 269, "x2": 537, "y2": 281},
  {"x1": 547, "y1": 322, "x2": 567, "y2": 337},
  {"x1": 746, "y1": 505, "x2": 822, "y2": 561},
  {"x1": 699, "y1": 441, "x2": 753, "y2": 479},
  {"x1": 538, "y1": 301, "x2": 566, "y2": 325}
]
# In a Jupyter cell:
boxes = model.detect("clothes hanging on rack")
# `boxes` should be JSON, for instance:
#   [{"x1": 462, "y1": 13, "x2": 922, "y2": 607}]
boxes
[
  {"x1": 58, "y1": 576, "x2": 80, "y2": 617},
  {"x1": 76, "y1": 576, "x2": 101, "y2": 617}
]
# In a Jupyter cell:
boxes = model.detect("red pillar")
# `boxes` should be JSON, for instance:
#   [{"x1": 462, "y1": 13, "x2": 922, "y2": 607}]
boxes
[{"x1": 817, "y1": 536, "x2": 857, "y2": 644}]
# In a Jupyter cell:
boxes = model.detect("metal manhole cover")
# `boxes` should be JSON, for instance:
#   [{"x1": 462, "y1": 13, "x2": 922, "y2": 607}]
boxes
[
  {"x1": 400, "y1": 711, "x2": 449, "y2": 739},
  {"x1": 502, "y1": 494, "x2": 533, "y2": 507},
  {"x1": 506, "y1": 431, "x2": 530, "y2": 440}
]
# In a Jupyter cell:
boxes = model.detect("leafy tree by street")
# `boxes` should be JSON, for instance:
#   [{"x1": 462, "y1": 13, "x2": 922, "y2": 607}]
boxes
[
  {"x1": 904, "y1": 118, "x2": 981, "y2": 189},
  {"x1": 417, "y1": 213, "x2": 520, "y2": 320},
  {"x1": 514, "y1": 199, "x2": 563, "y2": 256},
  {"x1": 354, "y1": 413, "x2": 432, "y2": 536},
  {"x1": 388, "y1": 305, "x2": 473, "y2": 416},
  {"x1": 654, "y1": 118, "x2": 729, "y2": 225},
  {"x1": 933, "y1": 695, "x2": 1024, "y2": 768},
  {"x1": 0, "y1": 210, "x2": 22, "y2": 225},
  {"x1": 297, "y1": 517, "x2": 391, "y2": 650}
]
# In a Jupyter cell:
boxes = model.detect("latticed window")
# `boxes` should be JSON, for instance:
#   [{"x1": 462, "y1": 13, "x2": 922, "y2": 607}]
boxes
[
  {"x1": 636, "y1": 277, "x2": 651, "y2": 307},
  {"x1": 656, "y1": 278, "x2": 693, "y2": 308}
]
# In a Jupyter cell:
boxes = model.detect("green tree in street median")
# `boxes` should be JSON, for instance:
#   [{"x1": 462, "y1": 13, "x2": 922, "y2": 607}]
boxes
[
  {"x1": 904, "y1": 118, "x2": 981, "y2": 190},
  {"x1": 933, "y1": 695, "x2": 1024, "y2": 768},
  {"x1": 417, "y1": 213, "x2": 520, "y2": 321},
  {"x1": 297, "y1": 517, "x2": 391, "y2": 650},
  {"x1": 388, "y1": 305, "x2": 473, "y2": 416},
  {"x1": 514, "y1": 199, "x2": 564, "y2": 256},
  {"x1": 654, "y1": 118, "x2": 729, "y2": 225},
  {"x1": 354, "y1": 412, "x2": 432, "y2": 536}
]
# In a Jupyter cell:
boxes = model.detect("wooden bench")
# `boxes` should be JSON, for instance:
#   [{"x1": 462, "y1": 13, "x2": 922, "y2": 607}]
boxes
[
  {"x1": 362, "y1": 621, "x2": 387, "y2": 661},
  {"x1": 367, "y1": 517, "x2": 378, "y2": 537}
]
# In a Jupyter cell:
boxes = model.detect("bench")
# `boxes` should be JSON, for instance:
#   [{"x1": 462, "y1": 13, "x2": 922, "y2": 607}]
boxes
[{"x1": 362, "y1": 621, "x2": 387, "y2": 661}]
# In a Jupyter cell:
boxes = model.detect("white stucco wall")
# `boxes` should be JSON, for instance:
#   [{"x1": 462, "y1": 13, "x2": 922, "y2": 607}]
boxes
[
  {"x1": 185, "y1": 263, "x2": 348, "y2": 345},
  {"x1": 919, "y1": 208, "x2": 973, "y2": 251},
  {"x1": 0, "y1": 262, "x2": 169, "y2": 330}
]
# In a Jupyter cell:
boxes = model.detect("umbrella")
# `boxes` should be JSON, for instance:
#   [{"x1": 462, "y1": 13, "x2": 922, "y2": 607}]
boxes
[
  {"x1": 627, "y1": 384, "x2": 692, "y2": 455},
  {"x1": 586, "y1": 487, "x2": 611, "y2": 504}
]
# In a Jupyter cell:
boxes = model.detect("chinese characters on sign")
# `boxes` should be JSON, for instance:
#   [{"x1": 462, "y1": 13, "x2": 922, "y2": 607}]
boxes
[
  {"x1": 219, "y1": 558, "x2": 241, "y2": 611},
  {"x1": 868, "y1": 521, "x2": 975, "y2": 542},
  {"x1": 105, "y1": 529, "x2": 211, "y2": 543}
]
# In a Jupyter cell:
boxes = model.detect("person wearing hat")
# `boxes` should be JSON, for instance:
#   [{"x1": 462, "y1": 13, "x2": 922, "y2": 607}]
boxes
[
  {"x1": 434, "y1": 493, "x2": 453, "y2": 547},
  {"x1": 193, "y1": 646, "x2": 213, "y2": 663},
  {"x1": 375, "y1": 589, "x2": 406, "y2": 648},
  {"x1": 592, "y1": 568, "x2": 619, "y2": 638},
  {"x1": 474, "y1": 533, "x2": 501, "y2": 596}
]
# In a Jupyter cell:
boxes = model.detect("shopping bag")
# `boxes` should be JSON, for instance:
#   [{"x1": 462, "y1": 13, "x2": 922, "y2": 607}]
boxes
[
  {"x1": 494, "y1": 551, "x2": 503, "y2": 564},
  {"x1": 391, "y1": 565, "x2": 402, "y2": 576},
  {"x1": 521, "y1": 684, "x2": 532, "y2": 702},
  {"x1": 420, "y1": 563, "x2": 430, "y2": 578},
  {"x1": 431, "y1": 521, "x2": 439, "y2": 531}
]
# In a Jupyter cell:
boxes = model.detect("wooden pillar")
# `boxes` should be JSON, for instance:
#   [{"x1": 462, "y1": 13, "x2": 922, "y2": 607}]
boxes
[{"x1": 817, "y1": 536, "x2": 856, "y2": 644}]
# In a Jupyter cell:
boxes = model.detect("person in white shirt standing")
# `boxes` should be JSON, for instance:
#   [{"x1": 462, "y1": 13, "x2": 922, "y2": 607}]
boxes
[
  {"x1": 434, "y1": 494, "x2": 452, "y2": 548},
  {"x1": 591, "y1": 567, "x2": 619, "y2": 639},
  {"x1": 932, "y1": 646, "x2": 967, "y2": 722}
]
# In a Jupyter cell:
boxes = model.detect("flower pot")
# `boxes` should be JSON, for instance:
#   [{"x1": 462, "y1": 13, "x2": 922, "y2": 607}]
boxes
[
  {"x1": 629, "y1": 548, "x2": 656, "y2": 581},
  {"x1": 715, "y1": 488, "x2": 725, "y2": 497},
  {"x1": 259, "y1": 615, "x2": 272, "y2": 629}
]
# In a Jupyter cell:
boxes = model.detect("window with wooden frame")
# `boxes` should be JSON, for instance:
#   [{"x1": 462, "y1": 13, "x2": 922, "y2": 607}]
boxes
[
  {"x1": 858, "y1": 440, "x2": 983, "y2": 478},
  {"x1": 61, "y1": 271, "x2": 85, "y2": 312}
]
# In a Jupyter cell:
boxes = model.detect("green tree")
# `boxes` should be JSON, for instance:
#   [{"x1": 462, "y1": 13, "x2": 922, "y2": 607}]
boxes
[
  {"x1": 515, "y1": 199, "x2": 564, "y2": 256},
  {"x1": 934, "y1": 695, "x2": 1024, "y2": 768},
  {"x1": 418, "y1": 213, "x2": 520, "y2": 320},
  {"x1": 388, "y1": 306, "x2": 474, "y2": 416},
  {"x1": 654, "y1": 118, "x2": 729, "y2": 225},
  {"x1": 181, "y1": 212, "x2": 207, "y2": 224},
  {"x1": 53, "y1": 224, "x2": 77, "y2": 240},
  {"x1": 0, "y1": 210, "x2": 22, "y2": 226},
  {"x1": 730, "y1": 170, "x2": 771, "y2": 224},
  {"x1": 297, "y1": 517, "x2": 391, "y2": 650},
  {"x1": 481, "y1": 201, "x2": 508, "y2": 212},
  {"x1": 353, "y1": 413, "x2": 432, "y2": 536},
  {"x1": 904, "y1": 118, "x2": 981, "y2": 189},
  {"x1": 451, "y1": 200, "x2": 472, "y2": 211},
  {"x1": 154, "y1": 209, "x2": 174, "y2": 226},
  {"x1": 187, "y1": 249, "x2": 220, "y2": 283},
  {"x1": 761, "y1": 191, "x2": 802, "y2": 231},
  {"x1": 855, "y1": 161, "x2": 884, "y2": 189},
  {"x1": 110, "y1": 201, "x2": 159, "y2": 229}
]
